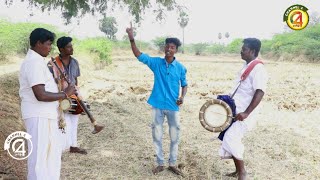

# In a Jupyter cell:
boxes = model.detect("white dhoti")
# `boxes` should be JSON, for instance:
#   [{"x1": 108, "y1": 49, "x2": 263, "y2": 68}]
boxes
[
  {"x1": 219, "y1": 114, "x2": 256, "y2": 160},
  {"x1": 61, "y1": 113, "x2": 79, "y2": 150},
  {"x1": 219, "y1": 121, "x2": 248, "y2": 160},
  {"x1": 24, "y1": 117, "x2": 62, "y2": 180}
]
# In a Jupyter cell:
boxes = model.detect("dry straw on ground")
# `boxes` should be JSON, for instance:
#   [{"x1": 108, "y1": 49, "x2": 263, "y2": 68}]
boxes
[{"x1": 0, "y1": 52, "x2": 319, "y2": 179}]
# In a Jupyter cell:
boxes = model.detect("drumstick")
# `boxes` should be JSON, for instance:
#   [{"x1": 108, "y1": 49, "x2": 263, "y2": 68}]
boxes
[
  {"x1": 209, "y1": 112, "x2": 235, "y2": 119},
  {"x1": 51, "y1": 57, "x2": 104, "y2": 134}
]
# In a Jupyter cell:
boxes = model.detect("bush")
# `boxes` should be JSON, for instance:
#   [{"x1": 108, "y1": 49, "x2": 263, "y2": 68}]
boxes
[
  {"x1": 112, "y1": 40, "x2": 152, "y2": 51},
  {"x1": 304, "y1": 40, "x2": 320, "y2": 61},
  {"x1": 192, "y1": 43, "x2": 209, "y2": 55},
  {"x1": 0, "y1": 20, "x2": 116, "y2": 66},
  {"x1": 226, "y1": 38, "x2": 242, "y2": 54},
  {"x1": 152, "y1": 36, "x2": 167, "y2": 52},
  {"x1": 77, "y1": 37, "x2": 112, "y2": 69},
  {"x1": 0, "y1": 19, "x2": 65, "y2": 61},
  {"x1": 260, "y1": 24, "x2": 320, "y2": 62},
  {"x1": 206, "y1": 43, "x2": 226, "y2": 54}
]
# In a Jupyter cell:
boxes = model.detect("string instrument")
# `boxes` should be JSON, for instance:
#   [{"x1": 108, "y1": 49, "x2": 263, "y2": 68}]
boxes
[{"x1": 51, "y1": 57, "x2": 104, "y2": 134}]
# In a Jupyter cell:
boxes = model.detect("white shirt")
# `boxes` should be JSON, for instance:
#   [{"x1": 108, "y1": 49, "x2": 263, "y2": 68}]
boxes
[
  {"x1": 19, "y1": 49, "x2": 59, "y2": 120},
  {"x1": 230, "y1": 59, "x2": 268, "y2": 130}
]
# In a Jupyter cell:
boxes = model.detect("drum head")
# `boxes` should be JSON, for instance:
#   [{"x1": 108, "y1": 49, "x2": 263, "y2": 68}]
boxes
[
  {"x1": 60, "y1": 99, "x2": 71, "y2": 110},
  {"x1": 204, "y1": 103, "x2": 228, "y2": 127},
  {"x1": 199, "y1": 99, "x2": 233, "y2": 132}
]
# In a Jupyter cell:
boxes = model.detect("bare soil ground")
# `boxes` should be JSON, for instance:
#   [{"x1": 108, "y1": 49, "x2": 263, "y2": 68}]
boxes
[{"x1": 0, "y1": 52, "x2": 319, "y2": 179}]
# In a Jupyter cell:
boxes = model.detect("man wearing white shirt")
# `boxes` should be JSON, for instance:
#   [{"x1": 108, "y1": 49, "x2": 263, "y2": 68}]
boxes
[
  {"x1": 19, "y1": 28, "x2": 76, "y2": 180},
  {"x1": 219, "y1": 38, "x2": 268, "y2": 180}
]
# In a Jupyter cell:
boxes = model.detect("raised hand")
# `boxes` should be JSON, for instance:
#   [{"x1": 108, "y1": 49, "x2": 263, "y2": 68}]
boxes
[{"x1": 126, "y1": 22, "x2": 134, "y2": 40}]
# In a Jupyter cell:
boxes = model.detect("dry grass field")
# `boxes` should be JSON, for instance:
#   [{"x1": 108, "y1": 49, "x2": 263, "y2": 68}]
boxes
[{"x1": 0, "y1": 51, "x2": 319, "y2": 179}]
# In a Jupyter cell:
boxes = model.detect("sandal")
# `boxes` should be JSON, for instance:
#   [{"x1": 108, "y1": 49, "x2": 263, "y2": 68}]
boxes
[
  {"x1": 70, "y1": 147, "x2": 87, "y2": 155},
  {"x1": 168, "y1": 166, "x2": 184, "y2": 177},
  {"x1": 152, "y1": 166, "x2": 164, "y2": 175}
]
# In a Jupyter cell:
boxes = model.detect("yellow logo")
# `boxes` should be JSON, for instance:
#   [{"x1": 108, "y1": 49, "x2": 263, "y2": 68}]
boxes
[{"x1": 283, "y1": 4, "x2": 309, "y2": 30}]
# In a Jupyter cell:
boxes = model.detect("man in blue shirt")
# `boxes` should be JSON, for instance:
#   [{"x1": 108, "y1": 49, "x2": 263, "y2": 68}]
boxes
[{"x1": 126, "y1": 24, "x2": 188, "y2": 176}]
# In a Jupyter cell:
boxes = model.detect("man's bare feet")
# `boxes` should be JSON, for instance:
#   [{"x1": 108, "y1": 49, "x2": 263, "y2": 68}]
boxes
[
  {"x1": 152, "y1": 166, "x2": 164, "y2": 175},
  {"x1": 225, "y1": 171, "x2": 238, "y2": 177},
  {"x1": 225, "y1": 171, "x2": 247, "y2": 180},
  {"x1": 238, "y1": 171, "x2": 247, "y2": 180}
]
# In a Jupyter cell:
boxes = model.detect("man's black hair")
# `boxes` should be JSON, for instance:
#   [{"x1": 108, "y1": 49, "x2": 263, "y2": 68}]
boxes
[
  {"x1": 165, "y1": 38, "x2": 181, "y2": 49},
  {"x1": 243, "y1": 38, "x2": 261, "y2": 57},
  {"x1": 57, "y1": 36, "x2": 73, "y2": 49},
  {"x1": 29, "y1": 28, "x2": 55, "y2": 48}
]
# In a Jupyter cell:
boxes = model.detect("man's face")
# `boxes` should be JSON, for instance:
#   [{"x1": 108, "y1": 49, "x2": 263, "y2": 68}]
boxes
[
  {"x1": 60, "y1": 42, "x2": 74, "y2": 56},
  {"x1": 240, "y1": 44, "x2": 254, "y2": 60},
  {"x1": 164, "y1": 43, "x2": 177, "y2": 57},
  {"x1": 36, "y1": 40, "x2": 52, "y2": 57}
]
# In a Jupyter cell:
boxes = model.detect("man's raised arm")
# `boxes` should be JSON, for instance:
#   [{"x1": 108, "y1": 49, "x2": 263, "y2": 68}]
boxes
[{"x1": 126, "y1": 22, "x2": 141, "y2": 57}]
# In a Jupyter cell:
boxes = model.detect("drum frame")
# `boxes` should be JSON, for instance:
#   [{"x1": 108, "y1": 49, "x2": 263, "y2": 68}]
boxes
[{"x1": 199, "y1": 99, "x2": 233, "y2": 132}]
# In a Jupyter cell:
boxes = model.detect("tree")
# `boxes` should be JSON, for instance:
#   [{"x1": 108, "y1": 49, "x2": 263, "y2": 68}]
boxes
[
  {"x1": 193, "y1": 43, "x2": 208, "y2": 55},
  {"x1": 5, "y1": 0, "x2": 184, "y2": 24},
  {"x1": 152, "y1": 36, "x2": 167, "y2": 52},
  {"x1": 225, "y1": 32, "x2": 230, "y2": 38},
  {"x1": 178, "y1": 11, "x2": 189, "y2": 53},
  {"x1": 99, "y1": 16, "x2": 118, "y2": 40}
]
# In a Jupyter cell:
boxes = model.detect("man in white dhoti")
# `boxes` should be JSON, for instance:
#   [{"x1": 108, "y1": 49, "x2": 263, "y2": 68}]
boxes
[
  {"x1": 19, "y1": 28, "x2": 76, "y2": 180},
  {"x1": 219, "y1": 38, "x2": 268, "y2": 180}
]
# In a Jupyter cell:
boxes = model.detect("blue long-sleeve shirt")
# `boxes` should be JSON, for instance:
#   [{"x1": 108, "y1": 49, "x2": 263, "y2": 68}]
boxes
[{"x1": 138, "y1": 53, "x2": 188, "y2": 111}]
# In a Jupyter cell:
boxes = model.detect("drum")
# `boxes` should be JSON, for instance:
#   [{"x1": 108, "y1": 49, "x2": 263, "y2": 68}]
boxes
[
  {"x1": 199, "y1": 98, "x2": 233, "y2": 132},
  {"x1": 60, "y1": 97, "x2": 90, "y2": 115}
]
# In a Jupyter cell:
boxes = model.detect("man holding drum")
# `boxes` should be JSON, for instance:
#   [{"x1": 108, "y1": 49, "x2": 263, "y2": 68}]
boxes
[
  {"x1": 19, "y1": 28, "x2": 76, "y2": 180},
  {"x1": 126, "y1": 23, "x2": 188, "y2": 176},
  {"x1": 49, "y1": 36, "x2": 88, "y2": 154},
  {"x1": 219, "y1": 38, "x2": 268, "y2": 180}
]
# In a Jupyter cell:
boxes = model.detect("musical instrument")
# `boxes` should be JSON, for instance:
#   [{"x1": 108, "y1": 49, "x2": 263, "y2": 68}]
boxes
[
  {"x1": 51, "y1": 57, "x2": 104, "y2": 134},
  {"x1": 199, "y1": 98, "x2": 233, "y2": 132},
  {"x1": 198, "y1": 60, "x2": 264, "y2": 133},
  {"x1": 60, "y1": 96, "x2": 90, "y2": 115}
]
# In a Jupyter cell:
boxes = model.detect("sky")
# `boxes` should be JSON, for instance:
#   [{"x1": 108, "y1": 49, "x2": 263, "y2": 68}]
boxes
[{"x1": 0, "y1": 0, "x2": 319, "y2": 44}]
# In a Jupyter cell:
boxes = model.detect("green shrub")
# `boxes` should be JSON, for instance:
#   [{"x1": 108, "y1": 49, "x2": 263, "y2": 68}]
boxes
[
  {"x1": 226, "y1": 38, "x2": 242, "y2": 54},
  {"x1": 152, "y1": 36, "x2": 167, "y2": 52},
  {"x1": 260, "y1": 24, "x2": 320, "y2": 62},
  {"x1": 112, "y1": 40, "x2": 152, "y2": 51},
  {"x1": 192, "y1": 43, "x2": 209, "y2": 55},
  {"x1": 77, "y1": 37, "x2": 112, "y2": 69},
  {"x1": 206, "y1": 43, "x2": 226, "y2": 54},
  {"x1": 0, "y1": 19, "x2": 65, "y2": 60}
]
